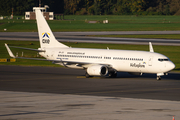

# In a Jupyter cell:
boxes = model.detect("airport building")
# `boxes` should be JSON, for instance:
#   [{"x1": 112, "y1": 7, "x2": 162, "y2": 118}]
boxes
[{"x1": 25, "y1": 7, "x2": 54, "y2": 20}]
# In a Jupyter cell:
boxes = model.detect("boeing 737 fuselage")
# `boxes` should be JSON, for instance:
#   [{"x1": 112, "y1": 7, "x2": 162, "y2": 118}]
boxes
[{"x1": 5, "y1": 8, "x2": 175, "y2": 80}]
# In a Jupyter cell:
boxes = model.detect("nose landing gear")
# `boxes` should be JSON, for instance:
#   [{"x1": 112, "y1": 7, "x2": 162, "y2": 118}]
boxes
[{"x1": 157, "y1": 76, "x2": 161, "y2": 80}]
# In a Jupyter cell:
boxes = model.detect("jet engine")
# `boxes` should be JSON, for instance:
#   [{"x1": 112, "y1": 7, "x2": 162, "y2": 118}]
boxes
[{"x1": 87, "y1": 65, "x2": 108, "y2": 76}]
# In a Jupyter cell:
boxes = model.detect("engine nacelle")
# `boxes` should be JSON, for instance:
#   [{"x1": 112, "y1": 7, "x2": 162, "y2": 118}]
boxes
[{"x1": 87, "y1": 65, "x2": 108, "y2": 76}]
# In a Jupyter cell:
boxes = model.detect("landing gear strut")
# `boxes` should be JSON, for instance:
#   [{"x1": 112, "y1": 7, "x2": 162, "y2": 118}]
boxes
[
  {"x1": 85, "y1": 72, "x2": 90, "y2": 78},
  {"x1": 109, "y1": 71, "x2": 117, "y2": 78},
  {"x1": 157, "y1": 76, "x2": 161, "y2": 81}
]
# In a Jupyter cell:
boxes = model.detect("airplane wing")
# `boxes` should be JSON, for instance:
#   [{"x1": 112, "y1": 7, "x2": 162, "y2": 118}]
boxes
[
  {"x1": 5, "y1": 43, "x2": 15, "y2": 58},
  {"x1": 8, "y1": 45, "x2": 45, "y2": 52},
  {"x1": 54, "y1": 59, "x2": 112, "y2": 68},
  {"x1": 5, "y1": 43, "x2": 112, "y2": 66},
  {"x1": 5, "y1": 43, "x2": 114, "y2": 72}
]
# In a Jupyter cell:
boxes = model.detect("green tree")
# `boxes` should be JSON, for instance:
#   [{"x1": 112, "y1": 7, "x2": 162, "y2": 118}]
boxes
[
  {"x1": 43, "y1": 0, "x2": 64, "y2": 14},
  {"x1": 128, "y1": 0, "x2": 146, "y2": 14},
  {"x1": 0, "y1": 0, "x2": 35, "y2": 15},
  {"x1": 168, "y1": 0, "x2": 180, "y2": 15},
  {"x1": 0, "y1": 0, "x2": 12, "y2": 15},
  {"x1": 100, "y1": 0, "x2": 114, "y2": 15},
  {"x1": 0, "y1": 0, "x2": 179, "y2": 16},
  {"x1": 93, "y1": 0, "x2": 100, "y2": 15},
  {"x1": 64, "y1": 0, "x2": 81, "y2": 14}
]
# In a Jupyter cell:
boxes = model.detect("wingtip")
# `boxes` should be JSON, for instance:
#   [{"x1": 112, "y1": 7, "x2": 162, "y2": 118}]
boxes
[
  {"x1": 149, "y1": 42, "x2": 154, "y2": 52},
  {"x1": 5, "y1": 43, "x2": 15, "y2": 58}
]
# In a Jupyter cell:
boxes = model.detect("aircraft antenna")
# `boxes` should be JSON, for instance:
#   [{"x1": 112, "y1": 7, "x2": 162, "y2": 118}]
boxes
[{"x1": 149, "y1": 42, "x2": 154, "y2": 52}]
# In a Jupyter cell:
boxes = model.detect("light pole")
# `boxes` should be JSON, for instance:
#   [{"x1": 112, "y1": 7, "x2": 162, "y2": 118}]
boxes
[
  {"x1": 11, "y1": 8, "x2": 13, "y2": 19},
  {"x1": 39, "y1": 0, "x2": 41, "y2": 7}
]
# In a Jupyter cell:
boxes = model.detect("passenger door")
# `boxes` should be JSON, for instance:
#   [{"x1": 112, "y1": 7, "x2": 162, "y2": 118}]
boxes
[{"x1": 148, "y1": 56, "x2": 153, "y2": 66}]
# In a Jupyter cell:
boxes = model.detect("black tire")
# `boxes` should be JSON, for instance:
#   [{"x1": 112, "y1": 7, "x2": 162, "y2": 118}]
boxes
[
  {"x1": 109, "y1": 72, "x2": 117, "y2": 78},
  {"x1": 157, "y1": 76, "x2": 161, "y2": 81},
  {"x1": 85, "y1": 72, "x2": 90, "y2": 78}
]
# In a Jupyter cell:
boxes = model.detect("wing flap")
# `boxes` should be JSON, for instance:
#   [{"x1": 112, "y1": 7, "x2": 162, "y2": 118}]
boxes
[
  {"x1": 54, "y1": 59, "x2": 112, "y2": 68},
  {"x1": 5, "y1": 43, "x2": 113, "y2": 70}
]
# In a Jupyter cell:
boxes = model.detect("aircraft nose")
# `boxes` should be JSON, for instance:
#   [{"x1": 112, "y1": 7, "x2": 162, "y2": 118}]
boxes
[{"x1": 168, "y1": 62, "x2": 175, "y2": 71}]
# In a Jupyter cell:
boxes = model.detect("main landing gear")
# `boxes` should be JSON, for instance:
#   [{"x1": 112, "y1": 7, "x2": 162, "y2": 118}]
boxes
[
  {"x1": 85, "y1": 71, "x2": 117, "y2": 78},
  {"x1": 85, "y1": 72, "x2": 90, "y2": 78},
  {"x1": 108, "y1": 71, "x2": 117, "y2": 78}
]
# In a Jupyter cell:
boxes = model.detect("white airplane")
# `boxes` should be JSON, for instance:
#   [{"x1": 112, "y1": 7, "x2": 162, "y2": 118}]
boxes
[{"x1": 5, "y1": 8, "x2": 175, "y2": 80}]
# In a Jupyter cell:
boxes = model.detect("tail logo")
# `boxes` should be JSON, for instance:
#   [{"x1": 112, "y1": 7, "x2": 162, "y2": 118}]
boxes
[{"x1": 42, "y1": 32, "x2": 50, "y2": 44}]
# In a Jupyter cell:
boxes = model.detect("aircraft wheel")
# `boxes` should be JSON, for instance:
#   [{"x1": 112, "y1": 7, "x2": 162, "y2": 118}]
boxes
[
  {"x1": 85, "y1": 72, "x2": 90, "y2": 78},
  {"x1": 157, "y1": 76, "x2": 161, "y2": 81},
  {"x1": 109, "y1": 72, "x2": 117, "y2": 78}
]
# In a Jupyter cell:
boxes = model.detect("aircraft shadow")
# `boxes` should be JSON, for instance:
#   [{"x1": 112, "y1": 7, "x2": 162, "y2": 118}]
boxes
[{"x1": 116, "y1": 72, "x2": 180, "y2": 80}]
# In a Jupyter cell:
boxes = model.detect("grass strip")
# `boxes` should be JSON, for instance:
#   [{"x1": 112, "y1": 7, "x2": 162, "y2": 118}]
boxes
[{"x1": 1, "y1": 15, "x2": 180, "y2": 32}]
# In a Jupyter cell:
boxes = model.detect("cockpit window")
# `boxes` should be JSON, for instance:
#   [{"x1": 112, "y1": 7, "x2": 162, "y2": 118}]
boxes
[{"x1": 158, "y1": 58, "x2": 169, "y2": 62}]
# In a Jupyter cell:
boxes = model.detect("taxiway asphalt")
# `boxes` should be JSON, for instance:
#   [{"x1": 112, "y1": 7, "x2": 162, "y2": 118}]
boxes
[
  {"x1": 0, "y1": 65, "x2": 180, "y2": 120},
  {"x1": 1, "y1": 32, "x2": 180, "y2": 46},
  {"x1": 1, "y1": 65, "x2": 180, "y2": 101}
]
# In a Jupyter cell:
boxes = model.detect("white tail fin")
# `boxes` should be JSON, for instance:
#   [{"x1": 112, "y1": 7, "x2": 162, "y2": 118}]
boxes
[{"x1": 35, "y1": 8, "x2": 68, "y2": 49}]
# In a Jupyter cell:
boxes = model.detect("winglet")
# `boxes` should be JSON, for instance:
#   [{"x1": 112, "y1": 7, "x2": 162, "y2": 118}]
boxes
[
  {"x1": 5, "y1": 43, "x2": 15, "y2": 58},
  {"x1": 149, "y1": 42, "x2": 154, "y2": 52}
]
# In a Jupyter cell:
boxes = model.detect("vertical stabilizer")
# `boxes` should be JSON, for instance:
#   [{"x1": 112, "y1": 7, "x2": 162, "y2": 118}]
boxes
[{"x1": 35, "y1": 8, "x2": 68, "y2": 49}]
